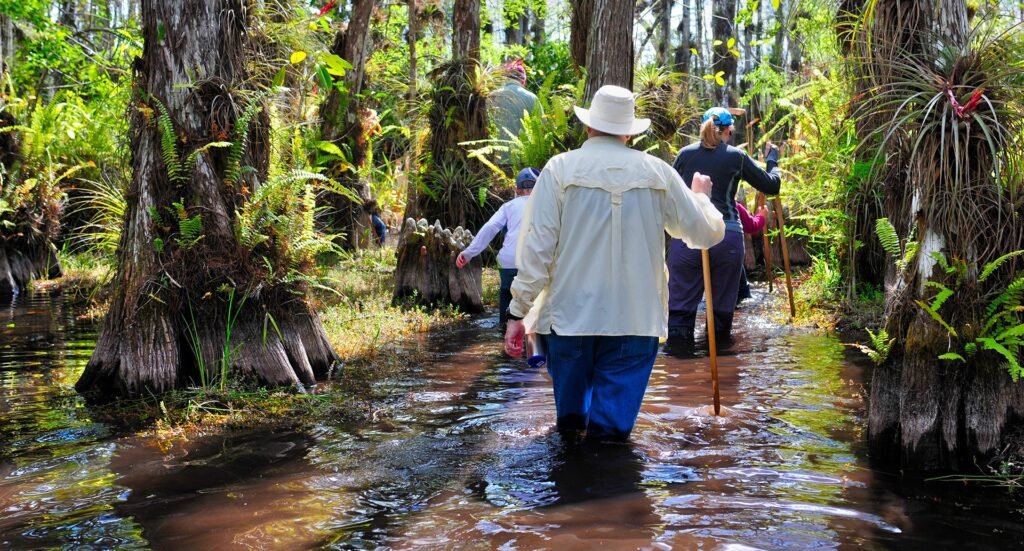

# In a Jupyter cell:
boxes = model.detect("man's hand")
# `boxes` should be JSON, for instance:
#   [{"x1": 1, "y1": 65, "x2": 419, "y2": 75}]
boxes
[
  {"x1": 505, "y1": 319, "x2": 525, "y2": 357},
  {"x1": 455, "y1": 252, "x2": 469, "y2": 269},
  {"x1": 691, "y1": 172, "x2": 713, "y2": 196},
  {"x1": 764, "y1": 142, "x2": 780, "y2": 163}
]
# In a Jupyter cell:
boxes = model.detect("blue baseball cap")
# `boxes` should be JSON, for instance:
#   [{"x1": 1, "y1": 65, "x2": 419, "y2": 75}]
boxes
[
  {"x1": 516, "y1": 167, "x2": 541, "y2": 189},
  {"x1": 702, "y1": 107, "x2": 734, "y2": 127}
]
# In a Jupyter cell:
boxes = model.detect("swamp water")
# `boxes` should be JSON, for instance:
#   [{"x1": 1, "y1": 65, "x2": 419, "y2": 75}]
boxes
[{"x1": 2, "y1": 291, "x2": 1023, "y2": 549}]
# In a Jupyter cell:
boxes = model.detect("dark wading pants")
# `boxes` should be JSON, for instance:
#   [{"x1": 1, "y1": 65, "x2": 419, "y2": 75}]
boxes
[
  {"x1": 667, "y1": 230, "x2": 745, "y2": 339},
  {"x1": 498, "y1": 268, "x2": 518, "y2": 326},
  {"x1": 543, "y1": 333, "x2": 660, "y2": 441}
]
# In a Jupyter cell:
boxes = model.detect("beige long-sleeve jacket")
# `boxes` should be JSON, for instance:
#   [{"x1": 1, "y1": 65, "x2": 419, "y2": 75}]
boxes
[{"x1": 509, "y1": 136, "x2": 725, "y2": 338}]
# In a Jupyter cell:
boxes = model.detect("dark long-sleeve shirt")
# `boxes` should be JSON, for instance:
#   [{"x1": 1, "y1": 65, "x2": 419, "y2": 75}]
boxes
[{"x1": 673, "y1": 143, "x2": 781, "y2": 232}]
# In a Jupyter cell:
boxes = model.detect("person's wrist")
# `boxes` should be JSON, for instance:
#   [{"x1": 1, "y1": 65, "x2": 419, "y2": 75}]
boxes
[{"x1": 505, "y1": 308, "x2": 523, "y2": 321}]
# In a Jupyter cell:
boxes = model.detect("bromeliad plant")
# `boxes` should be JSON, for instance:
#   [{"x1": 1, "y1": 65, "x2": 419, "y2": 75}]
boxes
[{"x1": 855, "y1": 9, "x2": 1024, "y2": 368}]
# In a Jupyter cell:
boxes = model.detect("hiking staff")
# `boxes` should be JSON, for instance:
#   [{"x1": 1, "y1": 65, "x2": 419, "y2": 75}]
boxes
[
  {"x1": 773, "y1": 197, "x2": 796, "y2": 318},
  {"x1": 701, "y1": 248, "x2": 721, "y2": 416},
  {"x1": 742, "y1": 113, "x2": 775, "y2": 295},
  {"x1": 759, "y1": 192, "x2": 775, "y2": 293}
]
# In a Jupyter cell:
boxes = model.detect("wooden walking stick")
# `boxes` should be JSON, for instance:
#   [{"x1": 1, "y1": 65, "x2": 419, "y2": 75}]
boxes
[
  {"x1": 772, "y1": 197, "x2": 796, "y2": 318},
  {"x1": 759, "y1": 192, "x2": 775, "y2": 293},
  {"x1": 701, "y1": 249, "x2": 721, "y2": 416}
]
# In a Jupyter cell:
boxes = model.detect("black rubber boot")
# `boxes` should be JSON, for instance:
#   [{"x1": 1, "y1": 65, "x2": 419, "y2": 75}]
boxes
[
  {"x1": 666, "y1": 311, "x2": 697, "y2": 357},
  {"x1": 712, "y1": 309, "x2": 735, "y2": 349}
]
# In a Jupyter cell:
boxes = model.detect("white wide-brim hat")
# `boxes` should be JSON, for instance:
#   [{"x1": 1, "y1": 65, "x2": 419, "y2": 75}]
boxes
[{"x1": 573, "y1": 85, "x2": 651, "y2": 136}]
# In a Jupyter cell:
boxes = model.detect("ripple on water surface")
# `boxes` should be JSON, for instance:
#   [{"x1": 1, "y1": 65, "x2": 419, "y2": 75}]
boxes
[{"x1": 2, "y1": 292, "x2": 1024, "y2": 549}]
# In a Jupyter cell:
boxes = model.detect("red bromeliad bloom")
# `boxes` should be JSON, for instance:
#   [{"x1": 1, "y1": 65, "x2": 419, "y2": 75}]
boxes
[
  {"x1": 318, "y1": 0, "x2": 337, "y2": 16},
  {"x1": 947, "y1": 86, "x2": 986, "y2": 119}
]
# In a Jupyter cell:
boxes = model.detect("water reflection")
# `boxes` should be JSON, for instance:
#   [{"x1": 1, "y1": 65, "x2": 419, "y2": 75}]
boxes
[{"x1": 1, "y1": 291, "x2": 1023, "y2": 549}]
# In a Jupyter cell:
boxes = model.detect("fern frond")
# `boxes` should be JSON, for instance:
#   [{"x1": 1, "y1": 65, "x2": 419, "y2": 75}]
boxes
[
  {"x1": 979, "y1": 249, "x2": 1024, "y2": 282},
  {"x1": 977, "y1": 337, "x2": 1023, "y2": 382},
  {"x1": 875, "y1": 217, "x2": 901, "y2": 257},
  {"x1": 915, "y1": 299, "x2": 958, "y2": 337},
  {"x1": 152, "y1": 99, "x2": 185, "y2": 184},
  {"x1": 226, "y1": 92, "x2": 268, "y2": 186}
]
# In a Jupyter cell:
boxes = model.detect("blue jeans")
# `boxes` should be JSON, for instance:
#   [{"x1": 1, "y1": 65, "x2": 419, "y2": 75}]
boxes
[
  {"x1": 498, "y1": 268, "x2": 517, "y2": 325},
  {"x1": 544, "y1": 333, "x2": 660, "y2": 440}
]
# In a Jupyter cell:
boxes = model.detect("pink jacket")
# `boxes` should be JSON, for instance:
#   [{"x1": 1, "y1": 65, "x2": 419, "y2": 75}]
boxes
[{"x1": 736, "y1": 202, "x2": 766, "y2": 234}]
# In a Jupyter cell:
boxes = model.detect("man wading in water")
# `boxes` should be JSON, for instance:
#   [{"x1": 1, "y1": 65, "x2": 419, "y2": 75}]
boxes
[{"x1": 505, "y1": 85, "x2": 725, "y2": 441}]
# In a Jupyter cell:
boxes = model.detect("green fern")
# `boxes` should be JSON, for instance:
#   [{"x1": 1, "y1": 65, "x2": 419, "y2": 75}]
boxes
[
  {"x1": 225, "y1": 93, "x2": 267, "y2": 186},
  {"x1": 875, "y1": 218, "x2": 901, "y2": 257},
  {"x1": 855, "y1": 327, "x2": 893, "y2": 365},
  {"x1": 980, "y1": 249, "x2": 1024, "y2": 283},
  {"x1": 925, "y1": 281, "x2": 955, "y2": 311},
  {"x1": 176, "y1": 214, "x2": 203, "y2": 248},
  {"x1": 977, "y1": 337, "x2": 1023, "y2": 382},
  {"x1": 153, "y1": 99, "x2": 185, "y2": 184},
  {"x1": 915, "y1": 299, "x2": 959, "y2": 337}
]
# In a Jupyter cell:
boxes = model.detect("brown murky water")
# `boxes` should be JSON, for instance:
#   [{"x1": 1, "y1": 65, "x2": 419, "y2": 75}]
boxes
[{"x1": 2, "y1": 291, "x2": 1023, "y2": 550}]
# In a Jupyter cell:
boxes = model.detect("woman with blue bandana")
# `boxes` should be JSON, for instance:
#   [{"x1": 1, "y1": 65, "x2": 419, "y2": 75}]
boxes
[{"x1": 667, "y1": 107, "x2": 782, "y2": 350}]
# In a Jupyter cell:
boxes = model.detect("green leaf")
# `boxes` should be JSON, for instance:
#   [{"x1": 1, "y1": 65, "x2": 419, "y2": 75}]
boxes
[
  {"x1": 690, "y1": 48, "x2": 698, "y2": 56},
  {"x1": 272, "y1": 67, "x2": 287, "y2": 88},
  {"x1": 713, "y1": 39, "x2": 723, "y2": 46},
  {"x1": 322, "y1": 53, "x2": 352, "y2": 77},
  {"x1": 290, "y1": 51, "x2": 307, "y2": 64},
  {"x1": 727, "y1": 37, "x2": 736, "y2": 49},
  {"x1": 938, "y1": 352, "x2": 966, "y2": 363},
  {"x1": 317, "y1": 66, "x2": 333, "y2": 90},
  {"x1": 915, "y1": 299, "x2": 958, "y2": 337},
  {"x1": 715, "y1": 71, "x2": 726, "y2": 86},
  {"x1": 772, "y1": 0, "x2": 781, "y2": 9},
  {"x1": 316, "y1": 141, "x2": 346, "y2": 158}
]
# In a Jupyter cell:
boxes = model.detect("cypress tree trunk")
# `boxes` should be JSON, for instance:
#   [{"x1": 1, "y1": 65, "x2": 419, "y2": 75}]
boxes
[
  {"x1": 570, "y1": 0, "x2": 594, "y2": 70},
  {"x1": 673, "y1": 0, "x2": 691, "y2": 74},
  {"x1": 452, "y1": 0, "x2": 480, "y2": 60},
  {"x1": 320, "y1": 0, "x2": 375, "y2": 251},
  {"x1": 583, "y1": 0, "x2": 635, "y2": 101},
  {"x1": 76, "y1": 0, "x2": 338, "y2": 398},
  {"x1": 859, "y1": 0, "x2": 1024, "y2": 471},
  {"x1": 711, "y1": 0, "x2": 737, "y2": 105},
  {"x1": 394, "y1": 0, "x2": 488, "y2": 311},
  {"x1": 657, "y1": 0, "x2": 673, "y2": 67}
]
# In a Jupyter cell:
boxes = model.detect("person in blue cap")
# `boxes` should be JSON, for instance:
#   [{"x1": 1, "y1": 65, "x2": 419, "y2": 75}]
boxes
[
  {"x1": 456, "y1": 167, "x2": 541, "y2": 328},
  {"x1": 667, "y1": 107, "x2": 782, "y2": 350}
]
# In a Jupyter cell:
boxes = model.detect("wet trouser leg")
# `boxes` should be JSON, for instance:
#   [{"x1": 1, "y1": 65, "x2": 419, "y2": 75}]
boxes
[
  {"x1": 545, "y1": 333, "x2": 659, "y2": 441},
  {"x1": 737, "y1": 264, "x2": 751, "y2": 304},
  {"x1": 668, "y1": 231, "x2": 745, "y2": 340},
  {"x1": 498, "y1": 268, "x2": 518, "y2": 326}
]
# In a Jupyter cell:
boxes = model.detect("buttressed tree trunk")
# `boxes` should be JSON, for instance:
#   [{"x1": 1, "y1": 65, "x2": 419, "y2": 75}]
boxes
[
  {"x1": 395, "y1": 0, "x2": 489, "y2": 311},
  {"x1": 320, "y1": 0, "x2": 375, "y2": 250},
  {"x1": 393, "y1": 218, "x2": 483, "y2": 312},
  {"x1": 76, "y1": 0, "x2": 339, "y2": 398},
  {"x1": 583, "y1": 0, "x2": 635, "y2": 101},
  {"x1": 860, "y1": 0, "x2": 1024, "y2": 471}
]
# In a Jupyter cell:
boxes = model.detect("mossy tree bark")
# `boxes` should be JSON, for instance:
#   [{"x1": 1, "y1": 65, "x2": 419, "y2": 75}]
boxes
[
  {"x1": 76, "y1": 0, "x2": 338, "y2": 399},
  {"x1": 320, "y1": 0, "x2": 375, "y2": 251}
]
